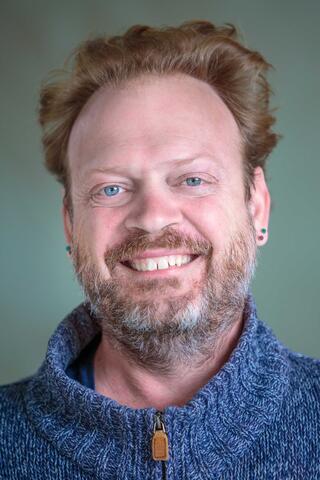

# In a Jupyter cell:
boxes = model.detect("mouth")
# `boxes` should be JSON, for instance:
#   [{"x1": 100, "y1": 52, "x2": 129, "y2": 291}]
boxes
[{"x1": 121, "y1": 254, "x2": 200, "y2": 272}]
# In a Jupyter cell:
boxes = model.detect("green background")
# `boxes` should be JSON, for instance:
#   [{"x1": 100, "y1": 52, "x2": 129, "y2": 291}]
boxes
[{"x1": 1, "y1": 0, "x2": 319, "y2": 385}]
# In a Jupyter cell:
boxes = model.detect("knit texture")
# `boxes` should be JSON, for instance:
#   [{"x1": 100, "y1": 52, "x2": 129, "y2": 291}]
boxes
[{"x1": 1, "y1": 294, "x2": 320, "y2": 479}]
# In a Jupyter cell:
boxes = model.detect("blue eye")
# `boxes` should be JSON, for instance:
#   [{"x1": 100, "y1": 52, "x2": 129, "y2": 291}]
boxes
[
  {"x1": 185, "y1": 177, "x2": 202, "y2": 186},
  {"x1": 103, "y1": 185, "x2": 121, "y2": 196}
]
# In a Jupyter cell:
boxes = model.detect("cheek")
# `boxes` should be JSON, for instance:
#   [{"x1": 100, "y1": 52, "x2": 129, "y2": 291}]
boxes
[
  {"x1": 75, "y1": 209, "x2": 125, "y2": 259},
  {"x1": 182, "y1": 197, "x2": 237, "y2": 251}
]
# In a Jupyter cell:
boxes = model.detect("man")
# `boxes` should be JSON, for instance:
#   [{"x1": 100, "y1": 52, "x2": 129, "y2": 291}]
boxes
[{"x1": 1, "y1": 20, "x2": 319, "y2": 479}]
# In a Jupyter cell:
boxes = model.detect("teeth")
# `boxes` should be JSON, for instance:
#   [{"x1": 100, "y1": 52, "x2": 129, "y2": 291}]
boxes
[
  {"x1": 168, "y1": 256, "x2": 176, "y2": 266},
  {"x1": 128, "y1": 254, "x2": 193, "y2": 272},
  {"x1": 158, "y1": 258, "x2": 169, "y2": 270},
  {"x1": 147, "y1": 259, "x2": 157, "y2": 271}
]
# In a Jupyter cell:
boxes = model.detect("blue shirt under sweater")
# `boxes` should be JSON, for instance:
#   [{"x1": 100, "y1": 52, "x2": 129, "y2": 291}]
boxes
[
  {"x1": 66, "y1": 333, "x2": 99, "y2": 390},
  {"x1": 1, "y1": 293, "x2": 320, "y2": 479}
]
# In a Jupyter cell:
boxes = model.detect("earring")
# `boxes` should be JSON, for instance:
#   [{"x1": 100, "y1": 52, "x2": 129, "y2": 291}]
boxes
[
  {"x1": 257, "y1": 228, "x2": 267, "y2": 241},
  {"x1": 66, "y1": 245, "x2": 72, "y2": 254}
]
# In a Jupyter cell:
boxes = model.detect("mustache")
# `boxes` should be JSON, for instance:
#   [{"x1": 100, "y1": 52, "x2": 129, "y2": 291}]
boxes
[{"x1": 104, "y1": 228, "x2": 213, "y2": 270}]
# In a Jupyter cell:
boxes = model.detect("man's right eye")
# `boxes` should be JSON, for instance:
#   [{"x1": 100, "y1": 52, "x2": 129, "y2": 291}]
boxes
[
  {"x1": 90, "y1": 184, "x2": 130, "y2": 207},
  {"x1": 103, "y1": 185, "x2": 124, "y2": 197}
]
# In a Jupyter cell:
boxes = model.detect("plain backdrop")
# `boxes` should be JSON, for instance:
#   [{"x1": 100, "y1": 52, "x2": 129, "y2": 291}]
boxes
[{"x1": 1, "y1": 0, "x2": 319, "y2": 385}]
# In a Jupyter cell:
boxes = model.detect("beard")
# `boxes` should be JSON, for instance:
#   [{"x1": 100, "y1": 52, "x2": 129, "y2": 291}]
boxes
[{"x1": 71, "y1": 213, "x2": 257, "y2": 374}]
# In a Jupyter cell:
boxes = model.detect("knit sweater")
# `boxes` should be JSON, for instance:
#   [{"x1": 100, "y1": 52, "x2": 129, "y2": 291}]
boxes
[{"x1": 1, "y1": 295, "x2": 320, "y2": 479}]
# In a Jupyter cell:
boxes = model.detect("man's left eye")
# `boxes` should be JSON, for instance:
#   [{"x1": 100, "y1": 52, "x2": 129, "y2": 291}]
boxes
[
  {"x1": 103, "y1": 185, "x2": 124, "y2": 196},
  {"x1": 183, "y1": 177, "x2": 204, "y2": 186}
]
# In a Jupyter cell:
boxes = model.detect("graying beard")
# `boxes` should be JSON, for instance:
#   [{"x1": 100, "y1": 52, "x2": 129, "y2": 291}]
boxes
[{"x1": 73, "y1": 221, "x2": 257, "y2": 374}]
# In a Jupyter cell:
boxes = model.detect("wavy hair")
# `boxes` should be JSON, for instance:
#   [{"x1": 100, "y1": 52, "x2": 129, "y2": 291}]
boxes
[{"x1": 39, "y1": 20, "x2": 279, "y2": 209}]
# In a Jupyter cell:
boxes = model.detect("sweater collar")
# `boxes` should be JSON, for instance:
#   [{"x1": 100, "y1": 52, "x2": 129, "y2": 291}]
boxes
[{"x1": 24, "y1": 293, "x2": 290, "y2": 477}]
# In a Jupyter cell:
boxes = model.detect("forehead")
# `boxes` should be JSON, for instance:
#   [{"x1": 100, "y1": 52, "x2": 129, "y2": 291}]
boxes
[{"x1": 67, "y1": 74, "x2": 243, "y2": 175}]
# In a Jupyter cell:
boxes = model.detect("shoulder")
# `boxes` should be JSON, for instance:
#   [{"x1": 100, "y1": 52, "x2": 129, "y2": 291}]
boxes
[
  {"x1": 281, "y1": 348, "x2": 320, "y2": 412},
  {"x1": 0, "y1": 377, "x2": 33, "y2": 436},
  {"x1": 0, "y1": 377, "x2": 30, "y2": 408},
  {"x1": 0, "y1": 377, "x2": 41, "y2": 472},
  {"x1": 286, "y1": 349, "x2": 320, "y2": 386}
]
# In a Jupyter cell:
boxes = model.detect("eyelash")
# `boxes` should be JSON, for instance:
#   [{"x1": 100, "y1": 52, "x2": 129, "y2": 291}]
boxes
[{"x1": 97, "y1": 176, "x2": 210, "y2": 198}]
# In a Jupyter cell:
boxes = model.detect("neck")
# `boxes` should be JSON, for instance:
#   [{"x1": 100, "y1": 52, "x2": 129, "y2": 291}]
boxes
[{"x1": 94, "y1": 313, "x2": 244, "y2": 410}]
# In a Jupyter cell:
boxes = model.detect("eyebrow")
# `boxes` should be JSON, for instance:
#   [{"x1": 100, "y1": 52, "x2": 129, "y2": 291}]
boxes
[{"x1": 83, "y1": 155, "x2": 224, "y2": 176}]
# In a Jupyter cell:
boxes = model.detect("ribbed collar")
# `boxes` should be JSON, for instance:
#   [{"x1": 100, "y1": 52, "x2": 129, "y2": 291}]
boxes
[{"x1": 24, "y1": 294, "x2": 290, "y2": 478}]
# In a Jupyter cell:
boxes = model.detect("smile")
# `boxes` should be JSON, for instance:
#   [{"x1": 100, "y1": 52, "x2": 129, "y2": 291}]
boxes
[{"x1": 122, "y1": 254, "x2": 199, "y2": 272}]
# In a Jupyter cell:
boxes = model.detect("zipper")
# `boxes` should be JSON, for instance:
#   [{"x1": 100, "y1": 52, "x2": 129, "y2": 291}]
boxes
[{"x1": 152, "y1": 411, "x2": 168, "y2": 479}]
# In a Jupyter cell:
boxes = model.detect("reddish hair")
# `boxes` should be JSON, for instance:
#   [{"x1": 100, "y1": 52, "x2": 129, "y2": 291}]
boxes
[{"x1": 39, "y1": 20, "x2": 279, "y2": 208}]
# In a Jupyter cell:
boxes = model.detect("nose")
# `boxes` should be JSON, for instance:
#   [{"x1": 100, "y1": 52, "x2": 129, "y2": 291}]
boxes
[{"x1": 124, "y1": 186, "x2": 183, "y2": 234}]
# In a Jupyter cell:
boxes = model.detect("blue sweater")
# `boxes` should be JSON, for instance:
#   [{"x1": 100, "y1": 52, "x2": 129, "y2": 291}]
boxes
[{"x1": 1, "y1": 295, "x2": 320, "y2": 479}]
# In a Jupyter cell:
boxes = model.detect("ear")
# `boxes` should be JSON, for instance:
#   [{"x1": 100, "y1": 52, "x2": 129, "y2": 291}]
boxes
[
  {"x1": 248, "y1": 167, "x2": 271, "y2": 246},
  {"x1": 61, "y1": 188, "x2": 73, "y2": 246}
]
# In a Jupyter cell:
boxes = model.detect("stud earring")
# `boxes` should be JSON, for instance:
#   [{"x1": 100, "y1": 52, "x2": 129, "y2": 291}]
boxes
[
  {"x1": 66, "y1": 245, "x2": 72, "y2": 254},
  {"x1": 257, "y1": 228, "x2": 267, "y2": 241}
]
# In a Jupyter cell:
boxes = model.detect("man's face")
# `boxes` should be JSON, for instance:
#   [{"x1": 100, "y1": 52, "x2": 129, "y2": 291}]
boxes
[{"x1": 64, "y1": 74, "x2": 269, "y2": 370}]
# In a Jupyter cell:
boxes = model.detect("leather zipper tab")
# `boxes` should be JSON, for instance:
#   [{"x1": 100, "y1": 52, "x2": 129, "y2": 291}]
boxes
[{"x1": 152, "y1": 411, "x2": 169, "y2": 461}]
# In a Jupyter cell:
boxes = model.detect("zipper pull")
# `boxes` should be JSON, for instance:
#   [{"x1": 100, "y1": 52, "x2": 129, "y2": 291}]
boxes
[{"x1": 152, "y1": 411, "x2": 169, "y2": 461}]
